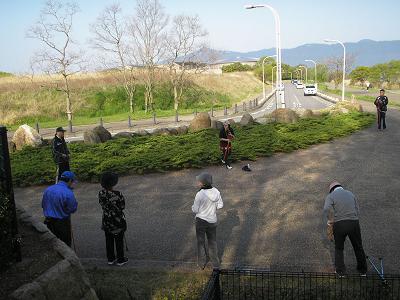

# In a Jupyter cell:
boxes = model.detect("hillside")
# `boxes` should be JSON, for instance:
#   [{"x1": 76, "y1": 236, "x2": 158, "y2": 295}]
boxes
[{"x1": 212, "y1": 39, "x2": 400, "y2": 67}]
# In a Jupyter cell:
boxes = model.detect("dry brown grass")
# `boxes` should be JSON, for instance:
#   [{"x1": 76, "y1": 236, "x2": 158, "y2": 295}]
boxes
[{"x1": 0, "y1": 70, "x2": 263, "y2": 125}]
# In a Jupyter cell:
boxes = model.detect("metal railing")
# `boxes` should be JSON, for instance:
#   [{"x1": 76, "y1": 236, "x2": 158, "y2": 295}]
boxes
[
  {"x1": 0, "y1": 126, "x2": 21, "y2": 271},
  {"x1": 202, "y1": 269, "x2": 400, "y2": 300}
]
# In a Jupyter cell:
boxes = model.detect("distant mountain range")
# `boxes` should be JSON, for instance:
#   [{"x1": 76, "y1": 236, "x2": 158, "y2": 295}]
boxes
[{"x1": 211, "y1": 39, "x2": 400, "y2": 67}]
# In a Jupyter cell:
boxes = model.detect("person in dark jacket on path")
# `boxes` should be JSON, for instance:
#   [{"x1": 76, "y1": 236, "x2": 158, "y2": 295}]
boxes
[
  {"x1": 323, "y1": 181, "x2": 367, "y2": 277},
  {"x1": 192, "y1": 172, "x2": 223, "y2": 269},
  {"x1": 374, "y1": 89, "x2": 389, "y2": 130},
  {"x1": 42, "y1": 171, "x2": 78, "y2": 247},
  {"x1": 52, "y1": 127, "x2": 70, "y2": 181},
  {"x1": 99, "y1": 172, "x2": 128, "y2": 266}
]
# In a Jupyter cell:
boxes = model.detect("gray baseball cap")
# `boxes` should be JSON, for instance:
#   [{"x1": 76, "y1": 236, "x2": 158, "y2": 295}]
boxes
[{"x1": 196, "y1": 172, "x2": 212, "y2": 186}]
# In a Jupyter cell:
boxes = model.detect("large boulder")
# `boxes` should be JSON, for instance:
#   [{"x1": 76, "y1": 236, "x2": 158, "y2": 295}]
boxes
[
  {"x1": 152, "y1": 128, "x2": 171, "y2": 136},
  {"x1": 133, "y1": 129, "x2": 150, "y2": 137},
  {"x1": 211, "y1": 120, "x2": 224, "y2": 131},
  {"x1": 239, "y1": 112, "x2": 254, "y2": 126},
  {"x1": 189, "y1": 112, "x2": 211, "y2": 132},
  {"x1": 176, "y1": 125, "x2": 188, "y2": 135},
  {"x1": 270, "y1": 109, "x2": 299, "y2": 124},
  {"x1": 113, "y1": 132, "x2": 133, "y2": 139},
  {"x1": 83, "y1": 126, "x2": 112, "y2": 144},
  {"x1": 12, "y1": 124, "x2": 43, "y2": 150},
  {"x1": 167, "y1": 128, "x2": 179, "y2": 135},
  {"x1": 299, "y1": 109, "x2": 314, "y2": 118},
  {"x1": 8, "y1": 140, "x2": 16, "y2": 153}
]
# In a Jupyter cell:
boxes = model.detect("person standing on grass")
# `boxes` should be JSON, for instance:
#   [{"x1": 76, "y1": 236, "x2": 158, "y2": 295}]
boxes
[
  {"x1": 42, "y1": 171, "x2": 78, "y2": 247},
  {"x1": 323, "y1": 181, "x2": 367, "y2": 277},
  {"x1": 99, "y1": 171, "x2": 128, "y2": 266},
  {"x1": 192, "y1": 172, "x2": 223, "y2": 269},
  {"x1": 52, "y1": 127, "x2": 70, "y2": 181},
  {"x1": 219, "y1": 121, "x2": 235, "y2": 170},
  {"x1": 374, "y1": 89, "x2": 389, "y2": 131}
]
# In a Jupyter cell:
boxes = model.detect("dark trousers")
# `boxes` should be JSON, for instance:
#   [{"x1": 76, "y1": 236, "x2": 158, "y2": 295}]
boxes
[
  {"x1": 377, "y1": 111, "x2": 386, "y2": 129},
  {"x1": 195, "y1": 217, "x2": 220, "y2": 268},
  {"x1": 333, "y1": 220, "x2": 367, "y2": 274},
  {"x1": 57, "y1": 161, "x2": 70, "y2": 180},
  {"x1": 105, "y1": 231, "x2": 125, "y2": 262},
  {"x1": 45, "y1": 217, "x2": 72, "y2": 247}
]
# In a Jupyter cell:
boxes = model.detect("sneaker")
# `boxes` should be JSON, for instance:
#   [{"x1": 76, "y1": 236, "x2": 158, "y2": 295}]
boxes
[
  {"x1": 221, "y1": 159, "x2": 226, "y2": 164},
  {"x1": 360, "y1": 273, "x2": 367, "y2": 277},
  {"x1": 335, "y1": 271, "x2": 346, "y2": 278},
  {"x1": 226, "y1": 165, "x2": 232, "y2": 170},
  {"x1": 116, "y1": 257, "x2": 129, "y2": 266},
  {"x1": 107, "y1": 259, "x2": 117, "y2": 266}
]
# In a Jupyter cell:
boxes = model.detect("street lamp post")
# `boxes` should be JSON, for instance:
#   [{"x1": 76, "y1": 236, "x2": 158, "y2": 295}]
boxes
[
  {"x1": 299, "y1": 65, "x2": 308, "y2": 83},
  {"x1": 305, "y1": 59, "x2": 317, "y2": 86},
  {"x1": 297, "y1": 68, "x2": 303, "y2": 81},
  {"x1": 262, "y1": 55, "x2": 277, "y2": 99},
  {"x1": 245, "y1": 4, "x2": 284, "y2": 108},
  {"x1": 324, "y1": 39, "x2": 346, "y2": 101},
  {"x1": 272, "y1": 65, "x2": 277, "y2": 87}
]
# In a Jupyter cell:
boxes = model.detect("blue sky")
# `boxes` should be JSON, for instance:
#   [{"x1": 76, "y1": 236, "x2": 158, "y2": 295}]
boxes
[{"x1": 0, "y1": 0, "x2": 399, "y2": 73}]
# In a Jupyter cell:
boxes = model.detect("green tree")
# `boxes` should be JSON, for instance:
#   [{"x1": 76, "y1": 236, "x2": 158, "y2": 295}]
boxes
[{"x1": 350, "y1": 66, "x2": 371, "y2": 85}]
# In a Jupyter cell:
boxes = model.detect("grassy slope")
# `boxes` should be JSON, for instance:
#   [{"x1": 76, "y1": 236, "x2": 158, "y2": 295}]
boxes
[
  {"x1": 10, "y1": 112, "x2": 374, "y2": 187},
  {"x1": 0, "y1": 72, "x2": 263, "y2": 130},
  {"x1": 319, "y1": 83, "x2": 400, "y2": 108}
]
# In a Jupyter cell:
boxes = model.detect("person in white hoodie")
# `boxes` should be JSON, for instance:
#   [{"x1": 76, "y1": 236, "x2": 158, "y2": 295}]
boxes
[{"x1": 192, "y1": 172, "x2": 223, "y2": 269}]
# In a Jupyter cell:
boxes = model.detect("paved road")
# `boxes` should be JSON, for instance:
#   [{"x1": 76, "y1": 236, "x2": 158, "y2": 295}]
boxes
[
  {"x1": 14, "y1": 100, "x2": 400, "y2": 273},
  {"x1": 227, "y1": 81, "x2": 333, "y2": 121}
]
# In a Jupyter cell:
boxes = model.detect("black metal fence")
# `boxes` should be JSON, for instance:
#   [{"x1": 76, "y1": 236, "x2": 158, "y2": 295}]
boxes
[
  {"x1": 202, "y1": 269, "x2": 400, "y2": 300},
  {"x1": 0, "y1": 126, "x2": 21, "y2": 271}
]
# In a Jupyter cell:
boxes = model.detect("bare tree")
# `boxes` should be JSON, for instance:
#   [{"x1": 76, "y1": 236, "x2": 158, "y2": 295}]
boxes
[
  {"x1": 165, "y1": 15, "x2": 208, "y2": 110},
  {"x1": 326, "y1": 54, "x2": 356, "y2": 89},
  {"x1": 27, "y1": 0, "x2": 83, "y2": 130},
  {"x1": 90, "y1": 3, "x2": 138, "y2": 113},
  {"x1": 129, "y1": 0, "x2": 169, "y2": 113}
]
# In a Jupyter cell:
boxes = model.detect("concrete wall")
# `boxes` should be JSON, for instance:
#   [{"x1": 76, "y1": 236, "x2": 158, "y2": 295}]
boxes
[{"x1": 10, "y1": 205, "x2": 98, "y2": 300}]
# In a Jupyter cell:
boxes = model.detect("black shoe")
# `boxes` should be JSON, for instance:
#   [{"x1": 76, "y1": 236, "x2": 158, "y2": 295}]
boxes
[
  {"x1": 116, "y1": 257, "x2": 128, "y2": 266},
  {"x1": 107, "y1": 259, "x2": 117, "y2": 266}
]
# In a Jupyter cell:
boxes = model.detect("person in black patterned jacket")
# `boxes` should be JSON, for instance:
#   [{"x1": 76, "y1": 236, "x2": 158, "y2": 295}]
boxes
[{"x1": 99, "y1": 172, "x2": 128, "y2": 266}]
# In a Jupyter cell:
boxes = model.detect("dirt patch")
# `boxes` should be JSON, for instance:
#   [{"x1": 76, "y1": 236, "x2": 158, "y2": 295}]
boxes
[{"x1": 0, "y1": 219, "x2": 61, "y2": 299}]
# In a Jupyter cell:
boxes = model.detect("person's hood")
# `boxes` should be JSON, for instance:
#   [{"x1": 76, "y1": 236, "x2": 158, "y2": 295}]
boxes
[{"x1": 200, "y1": 187, "x2": 220, "y2": 202}]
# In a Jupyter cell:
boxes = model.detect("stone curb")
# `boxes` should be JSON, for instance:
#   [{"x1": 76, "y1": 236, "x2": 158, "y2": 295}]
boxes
[{"x1": 10, "y1": 204, "x2": 98, "y2": 300}]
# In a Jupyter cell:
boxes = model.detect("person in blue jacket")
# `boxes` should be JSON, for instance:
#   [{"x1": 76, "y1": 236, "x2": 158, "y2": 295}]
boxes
[{"x1": 42, "y1": 171, "x2": 78, "y2": 247}]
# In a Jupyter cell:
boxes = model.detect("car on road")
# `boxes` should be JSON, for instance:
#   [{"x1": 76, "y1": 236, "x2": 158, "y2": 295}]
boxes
[
  {"x1": 303, "y1": 85, "x2": 317, "y2": 96},
  {"x1": 296, "y1": 81, "x2": 304, "y2": 89},
  {"x1": 292, "y1": 80, "x2": 298, "y2": 85}
]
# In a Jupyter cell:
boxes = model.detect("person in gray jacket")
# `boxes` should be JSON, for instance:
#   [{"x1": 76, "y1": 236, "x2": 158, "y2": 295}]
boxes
[
  {"x1": 192, "y1": 172, "x2": 223, "y2": 269},
  {"x1": 323, "y1": 181, "x2": 367, "y2": 276}
]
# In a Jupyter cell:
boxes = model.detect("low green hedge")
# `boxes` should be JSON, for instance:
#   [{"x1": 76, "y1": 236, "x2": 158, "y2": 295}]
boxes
[{"x1": 10, "y1": 112, "x2": 374, "y2": 187}]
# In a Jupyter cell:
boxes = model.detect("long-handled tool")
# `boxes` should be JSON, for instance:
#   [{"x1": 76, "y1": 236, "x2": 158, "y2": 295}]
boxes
[
  {"x1": 367, "y1": 256, "x2": 387, "y2": 285},
  {"x1": 71, "y1": 220, "x2": 77, "y2": 252}
]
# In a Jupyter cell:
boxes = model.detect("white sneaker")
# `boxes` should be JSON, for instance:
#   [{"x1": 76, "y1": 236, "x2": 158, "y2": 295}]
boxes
[
  {"x1": 226, "y1": 165, "x2": 232, "y2": 170},
  {"x1": 107, "y1": 259, "x2": 117, "y2": 266},
  {"x1": 221, "y1": 159, "x2": 225, "y2": 164},
  {"x1": 116, "y1": 257, "x2": 129, "y2": 266}
]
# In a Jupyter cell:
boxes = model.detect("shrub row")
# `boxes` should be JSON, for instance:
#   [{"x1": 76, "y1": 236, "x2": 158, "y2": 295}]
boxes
[{"x1": 10, "y1": 112, "x2": 375, "y2": 187}]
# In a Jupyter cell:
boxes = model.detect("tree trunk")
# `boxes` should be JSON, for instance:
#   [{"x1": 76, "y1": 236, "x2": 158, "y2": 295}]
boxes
[
  {"x1": 63, "y1": 74, "x2": 72, "y2": 122},
  {"x1": 173, "y1": 85, "x2": 178, "y2": 111}
]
